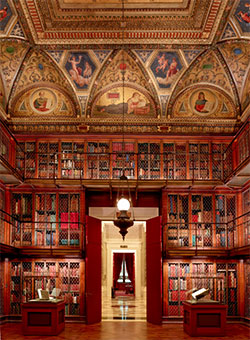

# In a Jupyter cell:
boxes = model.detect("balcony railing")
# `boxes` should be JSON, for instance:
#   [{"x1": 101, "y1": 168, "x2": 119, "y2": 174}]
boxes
[
  {"x1": 0, "y1": 210, "x2": 85, "y2": 250},
  {"x1": 163, "y1": 211, "x2": 250, "y2": 252}
]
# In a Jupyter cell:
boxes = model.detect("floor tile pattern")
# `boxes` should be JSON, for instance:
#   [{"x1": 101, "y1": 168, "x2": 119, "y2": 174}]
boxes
[{"x1": 1, "y1": 322, "x2": 249, "y2": 340}]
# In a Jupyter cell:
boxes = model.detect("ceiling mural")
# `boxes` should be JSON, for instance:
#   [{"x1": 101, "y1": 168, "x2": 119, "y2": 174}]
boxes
[
  {"x1": 167, "y1": 49, "x2": 237, "y2": 117},
  {"x1": 92, "y1": 85, "x2": 156, "y2": 118},
  {"x1": 0, "y1": 0, "x2": 249, "y2": 135},
  {"x1": 219, "y1": 41, "x2": 250, "y2": 96},
  {"x1": 172, "y1": 86, "x2": 236, "y2": 119},
  {"x1": 0, "y1": 40, "x2": 29, "y2": 98},
  {"x1": 64, "y1": 51, "x2": 97, "y2": 90},
  {"x1": 11, "y1": 86, "x2": 76, "y2": 117},
  {"x1": 0, "y1": 0, "x2": 16, "y2": 36},
  {"x1": 149, "y1": 51, "x2": 184, "y2": 91},
  {"x1": 233, "y1": 0, "x2": 250, "y2": 36}
]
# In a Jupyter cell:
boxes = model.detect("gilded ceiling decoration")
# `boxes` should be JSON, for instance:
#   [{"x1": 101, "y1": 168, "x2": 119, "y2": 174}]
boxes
[
  {"x1": 0, "y1": 0, "x2": 249, "y2": 135},
  {"x1": 172, "y1": 86, "x2": 236, "y2": 119},
  {"x1": 11, "y1": 86, "x2": 76, "y2": 117},
  {"x1": 219, "y1": 41, "x2": 250, "y2": 96},
  {"x1": 9, "y1": 49, "x2": 80, "y2": 115},
  {"x1": 88, "y1": 50, "x2": 159, "y2": 118},
  {"x1": 15, "y1": 0, "x2": 230, "y2": 45},
  {"x1": 0, "y1": 40, "x2": 29, "y2": 98},
  {"x1": 232, "y1": 0, "x2": 250, "y2": 38}
]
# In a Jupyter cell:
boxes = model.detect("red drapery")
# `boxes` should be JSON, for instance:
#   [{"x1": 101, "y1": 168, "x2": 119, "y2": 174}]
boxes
[
  {"x1": 113, "y1": 253, "x2": 123, "y2": 289},
  {"x1": 125, "y1": 253, "x2": 135, "y2": 288}
]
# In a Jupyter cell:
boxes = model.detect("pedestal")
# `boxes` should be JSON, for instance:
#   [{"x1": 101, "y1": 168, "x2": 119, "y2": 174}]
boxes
[
  {"x1": 22, "y1": 300, "x2": 65, "y2": 336},
  {"x1": 183, "y1": 301, "x2": 227, "y2": 337}
]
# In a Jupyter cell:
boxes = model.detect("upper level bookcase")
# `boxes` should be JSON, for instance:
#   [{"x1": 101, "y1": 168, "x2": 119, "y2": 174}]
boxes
[{"x1": 14, "y1": 139, "x2": 232, "y2": 181}]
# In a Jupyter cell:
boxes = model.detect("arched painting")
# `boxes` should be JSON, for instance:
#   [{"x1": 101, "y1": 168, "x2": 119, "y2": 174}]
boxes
[
  {"x1": 65, "y1": 52, "x2": 96, "y2": 90},
  {"x1": 190, "y1": 89, "x2": 218, "y2": 116},
  {"x1": 172, "y1": 87, "x2": 235, "y2": 119},
  {"x1": 150, "y1": 51, "x2": 183, "y2": 89},
  {"x1": 92, "y1": 86, "x2": 155, "y2": 117},
  {"x1": 12, "y1": 87, "x2": 75, "y2": 117},
  {"x1": 31, "y1": 89, "x2": 57, "y2": 114}
]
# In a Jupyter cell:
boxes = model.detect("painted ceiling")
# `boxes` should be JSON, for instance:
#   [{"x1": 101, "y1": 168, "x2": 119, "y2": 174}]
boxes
[{"x1": 0, "y1": 0, "x2": 249, "y2": 135}]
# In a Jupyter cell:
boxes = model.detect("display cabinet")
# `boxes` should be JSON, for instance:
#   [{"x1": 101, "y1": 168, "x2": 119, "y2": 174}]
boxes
[
  {"x1": 0, "y1": 187, "x2": 5, "y2": 243},
  {"x1": 216, "y1": 263, "x2": 238, "y2": 316},
  {"x1": 215, "y1": 195, "x2": 236, "y2": 247},
  {"x1": 9, "y1": 260, "x2": 83, "y2": 317},
  {"x1": 87, "y1": 142, "x2": 110, "y2": 179},
  {"x1": 15, "y1": 142, "x2": 36, "y2": 178},
  {"x1": 35, "y1": 193, "x2": 56, "y2": 246},
  {"x1": 58, "y1": 261, "x2": 81, "y2": 315},
  {"x1": 10, "y1": 262, "x2": 21, "y2": 315},
  {"x1": 242, "y1": 188, "x2": 250, "y2": 245},
  {"x1": 61, "y1": 142, "x2": 85, "y2": 179},
  {"x1": 11, "y1": 193, "x2": 33, "y2": 246},
  {"x1": 164, "y1": 261, "x2": 236, "y2": 317},
  {"x1": 138, "y1": 142, "x2": 160, "y2": 179},
  {"x1": 211, "y1": 143, "x2": 227, "y2": 180},
  {"x1": 189, "y1": 143, "x2": 209, "y2": 179},
  {"x1": 112, "y1": 141, "x2": 135, "y2": 179},
  {"x1": 191, "y1": 195, "x2": 213, "y2": 247},
  {"x1": 167, "y1": 262, "x2": 190, "y2": 316},
  {"x1": 38, "y1": 142, "x2": 58, "y2": 178},
  {"x1": 163, "y1": 143, "x2": 174, "y2": 179},
  {"x1": 166, "y1": 194, "x2": 189, "y2": 247},
  {"x1": 59, "y1": 194, "x2": 80, "y2": 246}
]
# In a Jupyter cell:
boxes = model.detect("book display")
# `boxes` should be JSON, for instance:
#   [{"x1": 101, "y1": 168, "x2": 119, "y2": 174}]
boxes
[
  {"x1": 191, "y1": 195, "x2": 213, "y2": 247},
  {"x1": 38, "y1": 142, "x2": 58, "y2": 179},
  {"x1": 216, "y1": 263, "x2": 238, "y2": 316},
  {"x1": 61, "y1": 142, "x2": 85, "y2": 179},
  {"x1": 138, "y1": 142, "x2": 160, "y2": 179},
  {"x1": 112, "y1": 142, "x2": 135, "y2": 179},
  {"x1": 35, "y1": 193, "x2": 56, "y2": 246},
  {"x1": 212, "y1": 143, "x2": 227, "y2": 180},
  {"x1": 165, "y1": 261, "x2": 237, "y2": 317},
  {"x1": 167, "y1": 195, "x2": 189, "y2": 247},
  {"x1": 9, "y1": 260, "x2": 82, "y2": 317},
  {"x1": 12, "y1": 193, "x2": 33, "y2": 246},
  {"x1": 189, "y1": 143, "x2": 209, "y2": 179},
  {"x1": 87, "y1": 142, "x2": 110, "y2": 179},
  {"x1": 243, "y1": 188, "x2": 250, "y2": 245},
  {"x1": 59, "y1": 194, "x2": 80, "y2": 246},
  {"x1": 15, "y1": 142, "x2": 36, "y2": 179},
  {"x1": 215, "y1": 195, "x2": 236, "y2": 247}
]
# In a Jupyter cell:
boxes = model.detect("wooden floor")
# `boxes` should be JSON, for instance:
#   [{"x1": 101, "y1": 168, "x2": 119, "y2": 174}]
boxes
[{"x1": 0, "y1": 322, "x2": 249, "y2": 340}]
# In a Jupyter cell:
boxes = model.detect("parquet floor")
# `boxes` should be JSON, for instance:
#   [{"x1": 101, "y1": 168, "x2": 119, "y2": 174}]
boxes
[{"x1": 1, "y1": 322, "x2": 249, "y2": 340}]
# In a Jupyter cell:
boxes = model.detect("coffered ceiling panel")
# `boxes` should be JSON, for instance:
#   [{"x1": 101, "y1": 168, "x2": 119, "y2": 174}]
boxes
[{"x1": 17, "y1": 0, "x2": 229, "y2": 45}]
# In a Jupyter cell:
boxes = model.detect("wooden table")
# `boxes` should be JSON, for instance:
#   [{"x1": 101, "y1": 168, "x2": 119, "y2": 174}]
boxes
[
  {"x1": 22, "y1": 300, "x2": 65, "y2": 336},
  {"x1": 183, "y1": 300, "x2": 227, "y2": 337}
]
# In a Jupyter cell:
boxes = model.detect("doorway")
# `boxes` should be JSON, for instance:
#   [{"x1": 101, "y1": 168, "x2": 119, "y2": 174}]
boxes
[
  {"x1": 101, "y1": 221, "x2": 146, "y2": 320},
  {"x1": 88, "y1": 206, "x2": 159, "y2": 322}
]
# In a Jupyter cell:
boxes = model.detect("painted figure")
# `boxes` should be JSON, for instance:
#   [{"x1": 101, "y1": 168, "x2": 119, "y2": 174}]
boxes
[
  {"x1": 166, "y1": 57, "x2": 178, "y2": 80},
  {"x1": 33, "y1": 91, "x2": 50, "y2": 112},
  {"x1": 237, "y1": 3, "x2": 250, "y2": 23},
  {"x1": 195, "y1": 92, "x2": 208, "y2": 113},
  {"x1": 127, "y1": 92, "x2": 146, "y2": 114},
  {"x1": 68, "y1": 55, "x2": 93, "y2": 87},
  {"x1": 0, "y1": 6, "x2": 8, "y2": 22},
  {"x1": 155, "y1": 54, "x2": 169, "y2": 74}
]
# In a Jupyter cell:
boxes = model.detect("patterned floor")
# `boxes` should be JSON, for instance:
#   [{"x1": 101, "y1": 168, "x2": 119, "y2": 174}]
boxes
[
  {"x1": 102, "y1": 294, "x2": 146, "y2": 320},
  {"x1": 1, "y1": 321, "x2": 249, "y2": 340}
]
